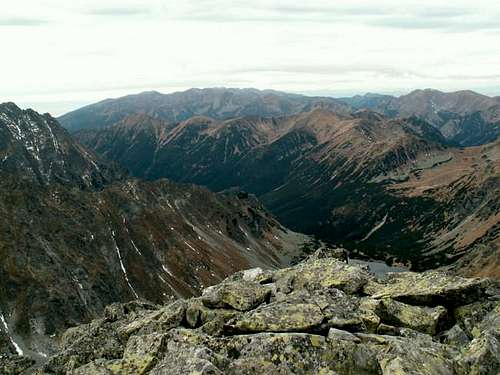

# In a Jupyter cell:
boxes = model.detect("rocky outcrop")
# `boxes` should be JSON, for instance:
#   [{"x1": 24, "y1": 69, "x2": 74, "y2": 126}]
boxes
[{"x1": 5, "y1": 250, "x2": 496, "y2": 374}]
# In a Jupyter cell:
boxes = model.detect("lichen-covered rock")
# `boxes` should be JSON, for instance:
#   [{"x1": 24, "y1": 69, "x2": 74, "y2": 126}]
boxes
[
  {"x1": 364, "y1": 271, "x2": 492, "y2": 306},
  {"x1": 456, "y1": 332, "x2": 500, "y2": 375},
  {"x1": 455, "y1": 304, "x2": 500, "y2": 375},
  {"x1": 274, "y1": 257, "x2": 374, "y2": 295},
  {"x1": 0, "y1": 355, "x2": 35, "y2": 375},
  {"x1": 224, "y1": 267, "x2": 274, "y2": 284},
  {"x1": 375, "y1": 298, "x2": 447, "y2": 335},
  {"x1": 224, "y1": 333, "x2": 331, "y2": 374},
  {"x1": 225, "y1": 300, "x2": 324, "y2": 333},
  {"x1": 43, "y1": 319, "x2": 125, "y2": 374},
  {"x1": 440, "y1": 324, "x2": 470, "y2": 347},
  {"x1": 453, "y1": 300, "x2": 498, "y2": 338},
  {"x1": 357, "y1": 333, "x2": 457, "y2": 375},
  {"x1": 201, "y1": 280, "x2": 271, "y2": 311},
  {"x1": 186, "y1": 298, "x2": 239, "y2": 330},
  {"x1": 33, "y1": 253, "x2": 500, "y2": 375},
  {"x1": 118, "y1": 300, "x2": 186, "y2": 338}
]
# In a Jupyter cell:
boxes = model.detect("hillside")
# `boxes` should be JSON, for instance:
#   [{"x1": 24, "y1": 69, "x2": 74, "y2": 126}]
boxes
[
  {"x1": 76, "y1": 109, "x2": 500, "y2": 277},
  {"x1": 0, "y1": 103, "x2": 306, "y2": 360},
  {"x1": 341, "y1": 89, "x2": 500, "y2": 146}
]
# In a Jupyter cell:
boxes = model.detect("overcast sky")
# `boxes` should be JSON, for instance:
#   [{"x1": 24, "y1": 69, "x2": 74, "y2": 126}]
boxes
[{"x1": 1, "y1": 0, "x2": 500, "y2": 115}]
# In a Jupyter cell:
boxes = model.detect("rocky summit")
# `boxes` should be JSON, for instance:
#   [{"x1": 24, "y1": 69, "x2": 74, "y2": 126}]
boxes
[{"x1": 5, "y1": 250, "x2": 497, "y2": 374}]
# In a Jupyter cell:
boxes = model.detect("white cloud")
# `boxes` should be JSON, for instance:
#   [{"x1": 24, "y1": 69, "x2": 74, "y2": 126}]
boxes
[{"x1": 0, "y1": 0, "x2": 499, "y2": 115}]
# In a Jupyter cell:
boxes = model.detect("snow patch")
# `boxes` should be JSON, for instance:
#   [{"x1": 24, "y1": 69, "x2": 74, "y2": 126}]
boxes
[
  {"x1": 184, "y1": 241, "x2": 199, "y2": 254},
  {"x1": 162, "y1": 264, "x2": 175, "y2": 277},
  {"x1": 111, "y1": 231, "x2": 139, "y2": 299},
  {"x1": 0, "y1": 311, "x2": 24, "y2": 356},
  {"x1": 361, "y1": 213, "x2": 388, "y2": 242}
]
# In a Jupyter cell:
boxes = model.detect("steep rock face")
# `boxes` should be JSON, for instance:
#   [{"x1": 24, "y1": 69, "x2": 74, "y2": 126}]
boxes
[
  {"x1": 0, "y1": 103, "x2": 122, "y2": 188},
  {"x1": 59, "y1": 88, "x2": 350, "y2": 132},
  {"x1": 341, "y1": 89, "x2": 500, "y2": 146},
  {"x1": 76, "y1": 109, "x2": 500, "y2": 276},
  {"x1": 0, "y1": 104, "x2": 307, "y2": 360},
  {"x1": 20, "y1": 250, "x2": 500, "y2": 375}
]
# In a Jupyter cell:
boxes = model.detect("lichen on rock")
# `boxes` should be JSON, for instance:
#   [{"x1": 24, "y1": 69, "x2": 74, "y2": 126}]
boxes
[{"x1": 17, "y1": 249, "x2": 499, "y2": 375}]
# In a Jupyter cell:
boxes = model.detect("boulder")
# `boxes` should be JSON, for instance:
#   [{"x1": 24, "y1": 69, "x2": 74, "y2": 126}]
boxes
[
  {"x1": 453, "y1": 300, "x2": 499, "y2": 338},
  {"x1": 356, "y1": 334, "x2": 457, "y2": 375},
  {"x1": 34, "y1": 253, "x2": 500, "y2": 375},
  {"x1": 201, "y1": 280, "x2": 271, "y2": 311},
  {"x1": 274, "y1": 258, "x2": 374, "y2": 295},
  {"x1": 455, "y1": 304, "x2": 499, "y2": 375},
  {"x1": 375, "y1": 298, "x2": 447, "y2": 335},
  {"x1": 364, "y1": 271, "x2": 492, "y2": 306},
  {"x1": 0, "y1": 355, "x2": 35, "y2": 375},
  {"x1": 118, "y1": 300, "x2": 186, "y2": 338},
  {"x1": 225, "y1": 301, "x2": 324, "y2": 333}
]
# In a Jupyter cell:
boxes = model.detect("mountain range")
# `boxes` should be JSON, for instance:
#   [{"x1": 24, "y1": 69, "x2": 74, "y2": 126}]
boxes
[
  {"x1": 340, "y1": 89, "x2": 500, "y2": 146},
  {"x1": 59, "y1": 88, "x2": 351, "y2": 133},
  {"x1": 72, "y1": 98, "x2": 500, "y2": 278},
  {"x1": 0, "y1": 103, "x2": 305, "y2": 359},
  {"x1": 1, "y1": 87, "x2": 499, "y2": 367},
  {"x1": 60, "y1": 87, "x2": 500, "y2": 147}
]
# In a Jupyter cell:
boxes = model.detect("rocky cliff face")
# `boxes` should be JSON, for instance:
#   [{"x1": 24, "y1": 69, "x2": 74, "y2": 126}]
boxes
[
  {"x1": 75, "y1": 109, "x2": 500, "y2": 277},
  {"x1": 0, "y1": 103, "x2": 123, "y2": 188},
  {"x1": 8, "y1": 250, "x2": 498, "y2": 374},
  {"x1": 0, "y1": 104, "x2": 307, "y2": 361}
]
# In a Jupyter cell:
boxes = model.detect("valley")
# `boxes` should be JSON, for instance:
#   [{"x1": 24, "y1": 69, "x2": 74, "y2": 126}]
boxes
[{"x1": 68, "y1": 92, "x2": 499, "y2": 277}]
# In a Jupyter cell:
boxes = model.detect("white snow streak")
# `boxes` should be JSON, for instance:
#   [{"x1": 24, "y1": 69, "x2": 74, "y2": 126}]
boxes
[
  {"x1": 184, "y1": 241, "x2": 199, "y2": 254},
  {"x1": 0, "y1": 311, "x2": 24, "y2": 356},
  {"x1": 361, "y1": 213, "x2": 388, "y2": 242},
  {"x1": 162, "y1": 264, "x2": 175, "y2": 278},
  {"x1": 130, "y1": 239, "x2": 143, "y2": 256},
  {"x1": 111, "y1": 231, "x2": 139, "y2": 299}
]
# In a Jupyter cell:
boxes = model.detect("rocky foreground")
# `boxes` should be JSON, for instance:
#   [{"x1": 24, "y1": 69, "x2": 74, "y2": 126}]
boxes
[{"x1": 4, "y1": 250, "x2": 499, "y2": 374}]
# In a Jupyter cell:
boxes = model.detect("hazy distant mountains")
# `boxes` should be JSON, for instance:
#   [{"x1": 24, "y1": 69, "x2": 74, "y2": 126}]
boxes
[
  {"x1": 60, "y1": 88, "x2": 500, "y2": 146},
  {"x1": 340, "y1": 89, "x2": 500, "y2": 146},
  {"x1": 59, "y1": 88, "x2": 350, "y2": 132},
  {"x1": 0, "y1": 103, "x2": 304, "y2": 357}
]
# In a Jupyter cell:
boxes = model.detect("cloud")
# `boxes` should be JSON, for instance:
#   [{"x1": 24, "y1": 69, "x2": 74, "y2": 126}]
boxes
[
  {"x1": 230, "y1": 64, "x2": 429, "y2": 80},
  {"x1": 161, "y1": 2, "x2": 500, "y2": 33},
  {"x1": 87, "y1": 8, "x2": 150, "y2": 16},
  {"x1": 368, "y1": 15, "x2": 500, "y2": 32},
  {"x1": 0, "y1": 17, "x2": 47, "y2": 26}
]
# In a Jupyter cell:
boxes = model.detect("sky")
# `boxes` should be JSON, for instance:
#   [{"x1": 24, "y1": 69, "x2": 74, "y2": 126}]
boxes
[{"x1": 1, "y1": 0, "x2": 500, "y2": 116}]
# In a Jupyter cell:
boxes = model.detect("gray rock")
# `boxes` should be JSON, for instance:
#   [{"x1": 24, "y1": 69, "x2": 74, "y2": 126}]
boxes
[
  {"x1": 201, "y1": 280, "x2": 271, "y2": 311},
  {"x1": 34, "y1": 253, "x2": 500, "y2": 375}
]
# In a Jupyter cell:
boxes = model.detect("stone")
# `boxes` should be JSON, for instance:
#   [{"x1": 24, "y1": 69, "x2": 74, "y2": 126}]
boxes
[
  {"x1": 274, "y1": 258, "x2": 374, "y2": 295},
  {"x1": 225, "y1": 301, "x2": 324, "y2": 333},
  {"x1": 34, "y1": 252, "x2": 500, "y2": 375},
  {"x1": 364, "y1": 271, "x2": 492, "y2": 306},
  {"x1": 453, "y1": 300, "x2": 498, "y2": 338},
  {"x1": 201, "y1": 280, "x2": 271, "y2": 311},
  {"x1": 357, "y1": 334, "x2": 457, "y2": 375},
  {"x1": 118, "y1": 300, "x2": 186, "y2": 337},
  {"x1": 0, "y1": 355, "x2": 36, "y2": 375},
  {"x1": 375, "y1": 298, "x2": 447, "y2": 335},
  {"x1": 440, "y1": 324, "x2": 470, "y2": 347}
]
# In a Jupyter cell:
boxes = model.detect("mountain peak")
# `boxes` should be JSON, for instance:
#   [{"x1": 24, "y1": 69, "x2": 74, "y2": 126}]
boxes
[{"x1": 0, "y1": 103, "x2": 123, "y2": 187}]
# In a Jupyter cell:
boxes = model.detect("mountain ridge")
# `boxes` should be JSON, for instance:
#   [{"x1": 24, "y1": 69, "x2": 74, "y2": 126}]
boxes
[
  {"x1": 0, "y1": 104, "x2": 307, "y2": 359},
  {"x1": 74, "y1": 107, "x2": 500, "y2": 278}
]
